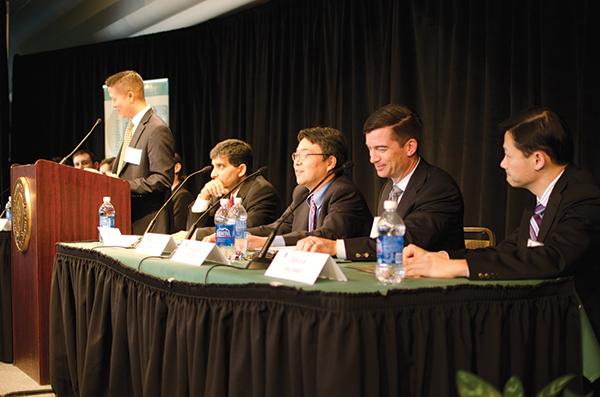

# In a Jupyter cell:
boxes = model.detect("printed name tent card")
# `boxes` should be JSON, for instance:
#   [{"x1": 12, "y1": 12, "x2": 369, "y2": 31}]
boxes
[
  {"x1": 171, "y1": 239, "x2": 229, "y2": 266},
  {"x1": 98, "y1": 227, "x2": 141, "y2": 247},
  {"x1": 265, "y1": 250, "x2": 347, "y2": 285},
  {"x1": 136, "y1": 232, "x2": 177, "y2": 256}
]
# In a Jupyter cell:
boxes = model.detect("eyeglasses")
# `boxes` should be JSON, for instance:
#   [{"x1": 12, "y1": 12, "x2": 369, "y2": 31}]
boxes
[{"x1": 291, "y1": 152, "x2": 326, "y2": 162}]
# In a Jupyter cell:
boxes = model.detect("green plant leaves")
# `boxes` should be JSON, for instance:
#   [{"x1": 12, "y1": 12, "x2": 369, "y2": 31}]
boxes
[
  {"x1": 456, "y1": 370, "x2": 502, "y2": 397},
  {"x1": 503, "y1": 376, "x2": 525, "y2": 397},
  {"x1": 536, "y1": 375, "x2": 575, "y2": 397},
  {"x1": 456, "y1": 371, "x2": 577, "y2": 397}
]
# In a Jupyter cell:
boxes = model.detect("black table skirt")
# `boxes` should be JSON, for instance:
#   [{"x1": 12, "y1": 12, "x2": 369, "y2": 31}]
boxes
[
  {"x1": 0, "y1": 230, "x2": 12, "y2": 363},
  {"x1": 50, "y1": 245, "x2": 583, "y2": 397}
]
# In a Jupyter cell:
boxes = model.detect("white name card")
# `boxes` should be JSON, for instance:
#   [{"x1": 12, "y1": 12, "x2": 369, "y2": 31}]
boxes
[
  {"x1": 98, "y1": 227, "x2": 141, "y2": 247},
  {"x1": 136, "y1": 233, "x2": 177, "y2": 256},
  {"x1": 124, "y1": 147, "x2": 142, "y2": 165},
  {"x1": 0, "y1": 219, "x2": 11, "y2": 231},
  {"x1": 265, "y1": 250, "x2": 347, "y2": 285},
  {"x1": 171, "y1": 239, "x2": 229, "y2": 266}
]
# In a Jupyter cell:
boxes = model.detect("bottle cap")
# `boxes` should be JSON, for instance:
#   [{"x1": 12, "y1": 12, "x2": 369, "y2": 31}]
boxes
[
  {"x1": 103, "y1": 196, "x2": 111, "y2": 203},
  {"x1": 220, "y1": 198, "x2": 229, "y2": 206},
  {"x1": 383, "y1": 200, "x2": 398, "y2": 211},
  {"x1": 234, "y1": 197, "x2": 242, "y2": 205}
]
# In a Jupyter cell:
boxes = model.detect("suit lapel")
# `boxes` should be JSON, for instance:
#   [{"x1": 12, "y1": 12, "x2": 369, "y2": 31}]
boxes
[
  {"x1": 118, "y1": 109, "x2": 152, "y2": 176},
  {"x1": 378, "y1": 181, "x2": 393, "y2": 214},
  {"x1": 129, "y1": 109, "x2": 152, "y2": 149},
  {"x1": 396, "y1": 160, "x2": 427, "y2": 218},
  {"x1": 537, "y1": 168, "x2": 568, "y2": 242}
]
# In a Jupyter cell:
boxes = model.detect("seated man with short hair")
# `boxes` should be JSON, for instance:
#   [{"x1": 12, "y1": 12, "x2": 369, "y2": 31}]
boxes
[
  {"x1": 403, "y1": 107, "x2": 600, "y2": 341},
  {"x1": 245, "y1": 127, "x2": 372, "y2": 248},
  {"x1": 296, "y1": 104, "x2": 464, "y2": 258},
  {"x1": 72, "y1": 149, "x2": 99, "y2": 171},
  {"x1": 188, "y1": 138, "x2": 280, "y2": 239}
]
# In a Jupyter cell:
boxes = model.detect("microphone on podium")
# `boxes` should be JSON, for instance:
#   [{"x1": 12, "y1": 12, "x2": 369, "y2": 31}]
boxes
[
  {"x1": 59, "y1": 118, "x2": 103, "y2": 165},
  {"x1": 184, "y1": 166, "x2": 267, "y2": 240},
  {"x1": 246, "y1": 161, "x2": 353, "y2": 270},
  {"x1": 143, "y1": 165, "x2": 213, "y2": 235}
]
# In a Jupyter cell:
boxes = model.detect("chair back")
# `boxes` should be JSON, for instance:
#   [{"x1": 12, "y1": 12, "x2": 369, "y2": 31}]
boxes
[{"x1": 464, "y1": 226, "x2": 496, "y2": 249}]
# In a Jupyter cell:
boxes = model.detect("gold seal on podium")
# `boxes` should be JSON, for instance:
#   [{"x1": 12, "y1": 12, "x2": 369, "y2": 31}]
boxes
[{"x1": 12, "y1": 177, "x2": 33, "y2": 252}]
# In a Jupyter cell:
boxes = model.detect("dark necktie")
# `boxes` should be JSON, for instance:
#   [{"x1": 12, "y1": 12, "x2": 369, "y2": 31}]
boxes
[{"x1": 388, "y1": 185, "x2": 404, "y2": 202}]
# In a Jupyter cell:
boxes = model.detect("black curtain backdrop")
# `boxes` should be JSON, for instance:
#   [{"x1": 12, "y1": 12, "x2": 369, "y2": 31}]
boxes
[
  {"x1": 9, "y1": 0, "x2": 600, "y2": 241},
  {"x1": 1, "y1": 1, "x2": 9, "y2": 204}
]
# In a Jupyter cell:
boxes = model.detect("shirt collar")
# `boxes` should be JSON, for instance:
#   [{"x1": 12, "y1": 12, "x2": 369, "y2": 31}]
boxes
[
  {"x1": 306, "y1": 180, "x2": 333, "y2": 209},
  {"x1": 537, "y1": 169, "x2": 565, "y2": 207},
  {"x1": 130, "y1": 105, "x2": 151, "y2": 128},
  {"x1": 393, "y1": 156, "x2": 420, "y2": 192}
]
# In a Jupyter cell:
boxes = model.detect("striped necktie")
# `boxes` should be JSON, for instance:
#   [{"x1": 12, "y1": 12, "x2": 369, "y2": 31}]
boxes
[
  {"x1": 308, "y1": 195, "x2": 317, "y2": 232},
  {"x1": 116, "y1": 121, "x2": 135, "y2": 175},
  {"x1": 529, "y1": 203, "x2": 546, "y2": 241},
  {"x1": 388, "y1": 185, "x2": 404, "y2": 202}
]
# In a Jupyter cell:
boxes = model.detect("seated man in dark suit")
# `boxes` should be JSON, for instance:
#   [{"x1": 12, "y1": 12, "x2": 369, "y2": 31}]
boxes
[
  {"x1": 188, "y1": 139, "x2": 280, "y2": 239},
  {"x1": 245, "y1": 127, "x2": 372, "y2": 248},
  {"x1": 72, "y1": 149, "x2": 99, "y2": 170},
  {"x1": 403, "y1": 107, "x2": 600, "y2": 341},
  {"x1": 169, "y1": 152, "x2": 195, "y2": 233},
  {"x1": 296, "y1": 104, "x2": 464, "y2": 258}
]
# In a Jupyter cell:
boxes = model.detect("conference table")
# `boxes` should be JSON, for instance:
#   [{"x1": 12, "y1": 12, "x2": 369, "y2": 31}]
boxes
[{"x1": 49, "y1": 242, "x2": 600, "y2": 396}]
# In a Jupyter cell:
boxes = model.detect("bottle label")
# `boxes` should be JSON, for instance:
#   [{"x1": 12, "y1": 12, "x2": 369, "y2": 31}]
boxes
[
  {"x1": 376, "y1": 235, "x2": 404, "y2": 264},
  {"x1": 216, "y1": 224, "x2": 235, "y2": 246},
  {"x1": 235, "y1": 220, "x2": 247, "y2": 239},
  {"x1": 99, "y1": 215, "x2": 115, "y2": 228}
]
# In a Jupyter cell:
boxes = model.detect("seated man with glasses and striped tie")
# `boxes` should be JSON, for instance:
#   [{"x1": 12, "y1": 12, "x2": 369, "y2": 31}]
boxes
[
  {"x1": 242, "y1": 127, "x2": 372, "y2": 248},
  {"x1": 106, "y1": 70, "x2": 175, "y2": 234},
  {"x1": 403, "y1": 107, "x2": 600, "y2": 340},
  {"x1": 296, "y1": 104, "x2": 465, "y2": 258}
]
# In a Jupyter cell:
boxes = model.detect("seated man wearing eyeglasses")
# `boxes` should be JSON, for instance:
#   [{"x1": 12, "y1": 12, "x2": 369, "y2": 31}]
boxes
[{"x1": 245, "y1": 127, "x2": 372, "y2": 248}]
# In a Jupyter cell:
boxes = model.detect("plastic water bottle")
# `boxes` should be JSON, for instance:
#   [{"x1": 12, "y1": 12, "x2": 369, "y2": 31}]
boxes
[
  {"x1": 231, "y1": 197, "x2": 248, "y2": 260},
  {"x1": 375, "y1": 200, "x2": 405, "y2": 284},
  {"x1": 215, "y1": 198, "x2": 235, "y2": 261},
  {"x1": 98, "y1": 196, "x2": 116, "y2": 242},
  {"x1": 4, "y1": 196, "x2": 12, "y2": 221}
]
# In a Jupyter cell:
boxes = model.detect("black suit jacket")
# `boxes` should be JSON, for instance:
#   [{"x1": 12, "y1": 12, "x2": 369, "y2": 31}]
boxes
[
  {"x1": 188, "y1": 175, "x2": 280, "y2": 239},
  {"x1": 249, "y1": 175, "x2": 372, "y2": 246},
  {"x1": 112, "y1": 109, "x2": 175, "y2": 234},
  {"x1": 344, "y1": 158, "x2": 465, "y2": 260},
  {"x1": 169, "y1": 185, "x2": 194, "y2": 233},
  {"x1": 453, "y1": 165, "x2": 600, "y2": 339}
]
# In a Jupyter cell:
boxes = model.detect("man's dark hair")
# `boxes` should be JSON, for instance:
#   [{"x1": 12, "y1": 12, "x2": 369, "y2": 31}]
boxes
[
  {"x1": 297, "y1": 127, "x2": 347, "y2": 167},
  {"x1": 173, "y1": 152, "x2": 186, "y2": 179},
  {"x1": 73, "y1": 149, "x2": 96, "y2": 163},
  {"x1": 210, "y1": 139, "x2": 253, "y2": 171},
  {"x1": 363, "y1": 104, "x2": 422, "y2": 146},
  {"x1": 500, "y1": 107, "x2": 573, "y2": 165}
]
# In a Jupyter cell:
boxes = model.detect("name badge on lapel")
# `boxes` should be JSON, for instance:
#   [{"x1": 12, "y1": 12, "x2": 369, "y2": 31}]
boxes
[{"x1": 124, "y1": 147, "x2": 142, "y2": 165}]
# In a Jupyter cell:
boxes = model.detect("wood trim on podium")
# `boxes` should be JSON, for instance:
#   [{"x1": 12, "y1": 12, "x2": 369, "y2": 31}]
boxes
[{"x1": 10, "y1": 160, "x2": 131, "y2": 384}]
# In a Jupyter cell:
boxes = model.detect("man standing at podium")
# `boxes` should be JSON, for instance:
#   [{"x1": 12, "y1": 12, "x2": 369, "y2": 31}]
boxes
[{"x1": 106, "y1": 70, "x2": 175, "y2": 234}]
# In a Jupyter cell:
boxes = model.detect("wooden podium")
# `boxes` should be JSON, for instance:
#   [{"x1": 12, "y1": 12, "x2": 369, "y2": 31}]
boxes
[{"x1": 10, "y1": 160, "x2": 131, "y2": 384}]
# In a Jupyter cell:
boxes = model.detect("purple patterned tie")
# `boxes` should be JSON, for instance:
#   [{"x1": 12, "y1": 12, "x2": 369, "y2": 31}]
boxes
[
  {"x1": 529, "y1": 203, "x2": 546, "y2": 241},
  {"x1": 308, "y1": 195, "x2": 317, "y2": 232}
]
